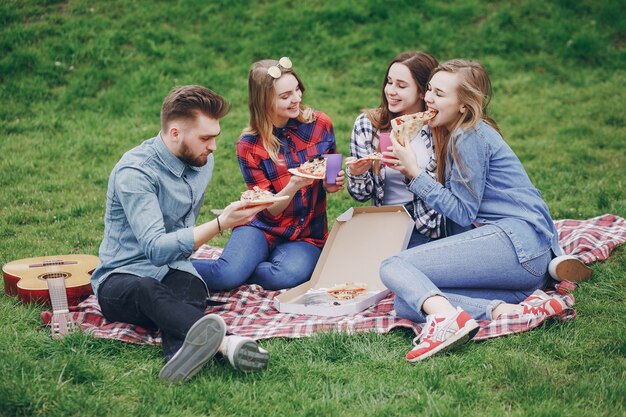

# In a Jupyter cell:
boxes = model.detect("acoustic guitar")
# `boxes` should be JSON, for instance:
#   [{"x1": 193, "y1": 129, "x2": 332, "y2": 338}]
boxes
[{"x1": 3, "y1": 254, "x2": 99, "y2": 307}]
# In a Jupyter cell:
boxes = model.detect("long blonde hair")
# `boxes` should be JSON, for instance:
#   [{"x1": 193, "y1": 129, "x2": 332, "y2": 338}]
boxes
[
  {"x1": 244, "y1": 59, "x2": 315, "y2": 162},
  {"x1": 431, "y1": 60, "x2": 501, "y2": 188}
]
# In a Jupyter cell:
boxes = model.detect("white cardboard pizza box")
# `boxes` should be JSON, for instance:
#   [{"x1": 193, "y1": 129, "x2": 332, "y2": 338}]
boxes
[{"x1": 274, "y1": 205, "x2": 414, "y2": 316}]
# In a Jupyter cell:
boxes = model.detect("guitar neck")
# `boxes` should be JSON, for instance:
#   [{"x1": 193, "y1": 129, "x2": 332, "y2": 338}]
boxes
[{"x1": 47, "y1": 277, "x2": 70, "y2": 313}]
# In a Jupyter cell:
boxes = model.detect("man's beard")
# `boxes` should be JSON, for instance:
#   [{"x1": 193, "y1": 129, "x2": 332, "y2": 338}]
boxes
[{"x1": 178, "y1": 141, "x2": 208, "y2": 167}]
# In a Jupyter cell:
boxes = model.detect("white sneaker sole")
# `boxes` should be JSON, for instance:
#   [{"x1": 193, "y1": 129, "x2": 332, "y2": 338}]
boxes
[
  {"x1": 159, "y1": 314, "x2": 226, "y2": 382},
  {"x1": 230, "y1": 340, "x2": 269, "y2": 372},
  {"x1": 548, "y1": 255, "x2": 592, "y2": 282},
  {"x1": 407, "y1": 319, "x2": 480, "y2": 363}
]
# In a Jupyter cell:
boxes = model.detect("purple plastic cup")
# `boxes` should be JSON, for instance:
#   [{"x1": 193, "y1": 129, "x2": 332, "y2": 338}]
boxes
[{"x1": 323, "y1": 153, "x2": 343, "y2": 184}]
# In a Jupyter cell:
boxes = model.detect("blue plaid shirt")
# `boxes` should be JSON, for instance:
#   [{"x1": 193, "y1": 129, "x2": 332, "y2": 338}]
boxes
[{"x1": 346, "y1": 113, "x2": 442, "y2": 238}]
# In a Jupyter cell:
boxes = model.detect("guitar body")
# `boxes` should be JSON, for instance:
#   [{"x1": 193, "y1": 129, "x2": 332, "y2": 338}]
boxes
[{"x1": 3, "y1": 254, "x2": 99, "y2": 306}]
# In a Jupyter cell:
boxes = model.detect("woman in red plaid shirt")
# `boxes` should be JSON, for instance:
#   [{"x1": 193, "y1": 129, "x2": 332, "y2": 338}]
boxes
[{"x1": 193, "y1": 57, "x2": 344, "y2": 291}]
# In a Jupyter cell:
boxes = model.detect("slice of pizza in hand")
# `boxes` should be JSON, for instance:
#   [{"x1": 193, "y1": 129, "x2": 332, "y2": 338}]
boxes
[
  {"x1": 390, "y1": 108, "x2": 437, "y2": 146},
  {"x1": 288, "y1": 155, "x2": 327, "y2": 179},
  {"x1": 240, "y1": 186, "x2": 289, "y2": 205},
  {"x1": 345, "y1": 152, "x2": 383, "y2": 165}
]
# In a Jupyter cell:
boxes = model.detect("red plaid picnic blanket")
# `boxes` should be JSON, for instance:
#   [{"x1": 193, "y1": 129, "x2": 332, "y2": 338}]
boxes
[
  {"x1": 554, "y1": 214, "x2": 626, "y2": 264},
  {"x1": 48, "y1": 214, "x2": 626, "y2": 345}
]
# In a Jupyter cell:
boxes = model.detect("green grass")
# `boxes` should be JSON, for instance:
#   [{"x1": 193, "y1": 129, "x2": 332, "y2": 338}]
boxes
[{"x1": 1, "y1": 0, "x2": 625, "y2": 416}]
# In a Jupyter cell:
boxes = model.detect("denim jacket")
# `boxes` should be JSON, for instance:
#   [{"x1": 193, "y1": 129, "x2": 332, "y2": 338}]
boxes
[
  {"x1": 407, "y1": 120, "x2": 562, "y2": 263},
  {"x1": 90, "y1": 134, "x2": 211, "y2": 296}
]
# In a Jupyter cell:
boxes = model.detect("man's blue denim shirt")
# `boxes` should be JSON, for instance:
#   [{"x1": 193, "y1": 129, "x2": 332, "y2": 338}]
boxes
[
  {"x1": 91, "y1": 134, "x2": 212, "y2": 296},
  {"x1": 408, "y1": 120, "x2": 562, "y2": 264}
]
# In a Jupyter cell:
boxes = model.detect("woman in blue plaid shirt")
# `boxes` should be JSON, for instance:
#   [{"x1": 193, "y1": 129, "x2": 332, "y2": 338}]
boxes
[{"x1": 345, "y1": 51, "x2": 454, "y2": 248}]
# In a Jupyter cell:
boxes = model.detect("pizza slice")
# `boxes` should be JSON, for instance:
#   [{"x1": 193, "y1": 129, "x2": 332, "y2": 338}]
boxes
[
  {"x1": 344, "y1": 152, "x2": 383, "y2": 165},
  {"x1": 240, "y1": 186, "x2": 289, "y2": 205},
  {"x1": 288, "y1": 156, "x2": 327, "y2": 179},
  {"x1": 326, "y1": 282, "x2": 369, "y2": 300},
  {"x1": 390, "y1": 108, "x2": 437, "y2": 146}
]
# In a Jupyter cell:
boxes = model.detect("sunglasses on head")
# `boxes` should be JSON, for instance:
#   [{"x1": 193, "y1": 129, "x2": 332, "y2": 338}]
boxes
[{"x1": 267, "y1": 57, "x2": 293, "y2": 79}]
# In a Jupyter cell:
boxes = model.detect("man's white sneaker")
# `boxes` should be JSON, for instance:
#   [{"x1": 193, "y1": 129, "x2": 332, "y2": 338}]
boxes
[
  {"x1": 548, "y1": 255, "x2": 592, "y2": 282},
  {"x1": 159, "y1": 314, "x2": 226, "y2": 382},
  {"x1": 220, "y1": 335, "x2": 269, "y2": 372}
]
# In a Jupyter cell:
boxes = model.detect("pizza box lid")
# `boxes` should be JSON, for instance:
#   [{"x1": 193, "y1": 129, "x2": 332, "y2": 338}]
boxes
[{"x1": 274, "y1": 205, "x2": 413, "y2": 316}]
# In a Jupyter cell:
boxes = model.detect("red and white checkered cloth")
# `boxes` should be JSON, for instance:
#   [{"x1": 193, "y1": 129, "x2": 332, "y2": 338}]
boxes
[
  {"x1": 554, "y1": 214, "x2": 626, "y2": 264},
  {"x1": 49, "y1": 214, "x2": 626, "y2": 345}
]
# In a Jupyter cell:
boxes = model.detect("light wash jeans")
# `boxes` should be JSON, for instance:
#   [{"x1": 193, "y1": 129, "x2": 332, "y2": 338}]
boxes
[
  {"x1": 192, "y1": 226, "x2": 321, "y2": 291},
  {"x1": 380, "y1": 224, "x2": 551, "y2": 323}
]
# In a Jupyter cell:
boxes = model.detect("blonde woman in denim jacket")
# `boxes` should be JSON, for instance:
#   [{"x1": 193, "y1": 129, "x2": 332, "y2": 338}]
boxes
[{"x1": 380, "y1": 60, "x2": 570, "y2": 362}]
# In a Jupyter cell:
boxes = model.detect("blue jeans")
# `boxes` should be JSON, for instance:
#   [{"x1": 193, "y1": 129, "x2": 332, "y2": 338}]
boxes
[
  {"x1": 380, "y1": 224, "x2": 551, "y2": 323},
  {"x1": 407, "y1": 227, "x2": 432, "y2": 248},
  {"x1": 97, "y1": 270, "x2": 207, "y2": 361},
  {"x1": 192, "y1": 226, "x2": 322, "y2": 291},
  {"x1": 407, "y1": 217, "x2": 472, "y2": 249}
]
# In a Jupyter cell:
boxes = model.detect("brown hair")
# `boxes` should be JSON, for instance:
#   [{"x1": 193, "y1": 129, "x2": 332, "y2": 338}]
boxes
[
  {"x1": 364, "y1": 51, "x2": 438, "y2": 131},
  {"x1": 430, "y1": 59, "x2": 501, "y2": 191},
  {"x1": 160, "y1": 85, "x2": 230, "y2": 131},
  {"x1": 244, "y1": 59, "x2": 315, "y2": 162}
]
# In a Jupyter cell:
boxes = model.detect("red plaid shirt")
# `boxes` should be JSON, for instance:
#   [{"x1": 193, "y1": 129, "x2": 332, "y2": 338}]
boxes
[{"x1": 237, "y1": 112, "x2": 336, "y2": 248}]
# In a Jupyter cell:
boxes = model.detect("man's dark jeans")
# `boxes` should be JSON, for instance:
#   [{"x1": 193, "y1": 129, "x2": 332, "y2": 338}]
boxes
[{"x1": 97, "y1": 269, "x2": 207, "y2": 361}]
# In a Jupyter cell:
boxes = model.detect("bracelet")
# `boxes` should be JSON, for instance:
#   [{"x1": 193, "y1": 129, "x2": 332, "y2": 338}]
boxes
[{"x1": 216, "y1": 215, "x2": 223, "y2": 236}]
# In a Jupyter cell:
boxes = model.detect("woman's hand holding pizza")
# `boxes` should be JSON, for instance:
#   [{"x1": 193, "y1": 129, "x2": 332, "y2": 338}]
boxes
[
  {"x1": 288, "y1": 174, "x2": 316, "y2": 189},
  {"x1": 386, "y1": 131, "x2": 422, "y2": 180},
  {"x1": 258, "y1": 174, "x2": 313, "y2": 217},
  {"x1": 344, "y1": 157, "x2": 372, "y2": 176}
]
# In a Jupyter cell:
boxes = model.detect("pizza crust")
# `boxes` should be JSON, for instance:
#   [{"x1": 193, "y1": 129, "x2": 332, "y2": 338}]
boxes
[
  {"x1": 240, "y1": 186, "x2": 290, "y2": 205},
  {"x1": 345, "y1": 152, "x2": 383, "y2": 165}
]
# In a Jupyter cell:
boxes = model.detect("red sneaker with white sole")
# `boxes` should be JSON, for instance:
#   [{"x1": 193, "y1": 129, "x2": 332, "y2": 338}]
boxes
[
  {"x1": 521, "y1": 290, "x2": 567, "y2": 317},
  {"x1": 406, "y1": 307, "x2": 479, "y2": 362}
]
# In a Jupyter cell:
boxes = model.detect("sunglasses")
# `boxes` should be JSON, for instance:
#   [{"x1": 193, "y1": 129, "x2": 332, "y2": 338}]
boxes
[{"x1": 267, "y1": 57, "x2": 293, "y2": 79}]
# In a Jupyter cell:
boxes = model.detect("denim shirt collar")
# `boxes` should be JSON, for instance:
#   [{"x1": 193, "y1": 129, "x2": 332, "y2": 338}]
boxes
[{"x1": 155, "y1": 133, "x2": 202, "y2": 177}]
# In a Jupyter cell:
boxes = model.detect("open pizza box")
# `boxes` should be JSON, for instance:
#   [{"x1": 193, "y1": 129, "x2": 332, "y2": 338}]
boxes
[{"x1": 274, "y1": 205, "x2": 414, "y2": 317}]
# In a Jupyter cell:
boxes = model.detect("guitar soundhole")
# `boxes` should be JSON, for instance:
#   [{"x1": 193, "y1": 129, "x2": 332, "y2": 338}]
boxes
[{"x1": 38, "y1": 272, "x2": 71, "y2": 281}]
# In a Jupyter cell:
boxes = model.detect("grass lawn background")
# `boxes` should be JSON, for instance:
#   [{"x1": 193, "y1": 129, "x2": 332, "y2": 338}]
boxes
[{"x1": 1, "y1": 1, "x2": 624, "y2": 416}]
